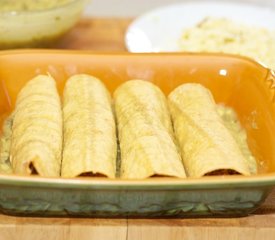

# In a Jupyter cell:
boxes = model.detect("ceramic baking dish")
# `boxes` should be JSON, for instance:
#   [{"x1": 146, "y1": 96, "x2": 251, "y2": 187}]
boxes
[{"x1": 0, "y1": 50, "x2": 274, "y2": 217}]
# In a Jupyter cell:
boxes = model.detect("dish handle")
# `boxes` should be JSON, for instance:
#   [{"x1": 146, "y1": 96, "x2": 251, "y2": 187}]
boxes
[{"x1": 266, "y1": 69, "x2": 275, "y2": 104}]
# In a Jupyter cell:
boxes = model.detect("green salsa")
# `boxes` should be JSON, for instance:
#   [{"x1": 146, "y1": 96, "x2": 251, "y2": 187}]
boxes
[
  {"x1": 0, "y1": 0, "x2": 73, "y2": 12},
  {"x1": 217, "y1": 104, "x2": 258, "y2": 174}
]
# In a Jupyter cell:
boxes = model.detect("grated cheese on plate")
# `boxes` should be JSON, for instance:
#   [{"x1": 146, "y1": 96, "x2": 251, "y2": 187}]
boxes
[{"x1": 179, "y1": 18, "x2": 275, "y2": 69}]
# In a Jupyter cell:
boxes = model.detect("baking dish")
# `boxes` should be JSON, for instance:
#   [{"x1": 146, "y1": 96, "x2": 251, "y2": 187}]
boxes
[{"x1": 0, "y1": 50, "x2": 274, "y2": 217}]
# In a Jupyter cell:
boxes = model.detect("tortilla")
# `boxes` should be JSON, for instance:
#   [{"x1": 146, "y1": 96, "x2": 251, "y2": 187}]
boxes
[
  {"x1": 217, "y1": 104, "x2": 258, "y2": 174},
  {"x1": 114, "y1": 80, "x2": 186, "y2": 179},
  {"x1": 10, "y1": 75, "x2": 62, "y2": 177},
  {"x1": 168, "y1": 83, "x2": 252, "y2": 177},
  {"x1": 61, "y1": 74, "x2": 116, "y2": 178}
]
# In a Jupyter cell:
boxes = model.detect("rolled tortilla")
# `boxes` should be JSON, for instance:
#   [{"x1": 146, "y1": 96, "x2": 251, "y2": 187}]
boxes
[
  {"x1": 114, "y1": 80, "x2": 186, "y2": 179},
  {"x1": 168, "y1": 83, "x2": 252, "y2": 177},
  {"x1": 62, "y1": 74, "x2": 116, "y2": 178},
  {"x1": 217, "y1": 104, "x2": 258, "y2": 174},
  {"x1": 0, "y1": 113, "x2": 14, "y2": 174},
  {"x1": 10, "y1": 75, "x2": 62, "y2": 177}
]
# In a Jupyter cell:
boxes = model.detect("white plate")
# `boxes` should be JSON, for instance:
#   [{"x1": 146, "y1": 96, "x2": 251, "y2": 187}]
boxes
[{"x1": 125, "y1": 1, "x2": 275, "y2": 52}]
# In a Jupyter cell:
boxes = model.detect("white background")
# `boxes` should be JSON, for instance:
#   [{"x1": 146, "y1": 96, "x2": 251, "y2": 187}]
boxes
[{"x1": 85, "y1": 0, "x2": 275, "y2": 17}]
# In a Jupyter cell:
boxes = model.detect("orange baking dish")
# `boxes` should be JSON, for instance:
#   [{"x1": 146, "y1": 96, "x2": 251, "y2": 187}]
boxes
[{"x1": 0, "y1": 49, "x2": 274, "y2": 217}]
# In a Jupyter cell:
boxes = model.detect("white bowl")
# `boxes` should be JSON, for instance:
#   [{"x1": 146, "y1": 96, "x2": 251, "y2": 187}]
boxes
[{"x1": 125, "y1": 1, "x2": 275, "y2": 53}]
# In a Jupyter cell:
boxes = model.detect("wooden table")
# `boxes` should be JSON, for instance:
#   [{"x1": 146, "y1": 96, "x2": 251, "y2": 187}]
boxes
[
  {"x1": 1, "y1": 18, "x2": 275, "y2": 240},
  {"x1": 56, "y1": 18, "x2": 131, "y2": 51}
]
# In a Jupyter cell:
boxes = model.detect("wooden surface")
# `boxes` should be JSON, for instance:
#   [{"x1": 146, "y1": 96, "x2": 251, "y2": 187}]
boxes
[
  {"x1": 1, "y1": 17, "x2": 275, "y2": 240},
  {"x1": 56, "y1": 17, "x2": 131, "y2": 51}
]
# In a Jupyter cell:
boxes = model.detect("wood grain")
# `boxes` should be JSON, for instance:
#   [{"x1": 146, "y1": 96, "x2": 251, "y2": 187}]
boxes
[
  {"x1": 55, "y1": 18, "x2": 132, "y2": 51},
  {"x1": 0, "y1": 217, "x2": 127, "y2": 240},
  {"x1": 1, "y1": 17, "x2": 275, "y2": 240}
]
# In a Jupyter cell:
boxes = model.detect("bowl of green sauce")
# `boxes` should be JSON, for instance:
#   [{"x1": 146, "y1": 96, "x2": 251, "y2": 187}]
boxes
[{"x1": 0, "y1": 0, "x2": 88, "y2": 49}]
